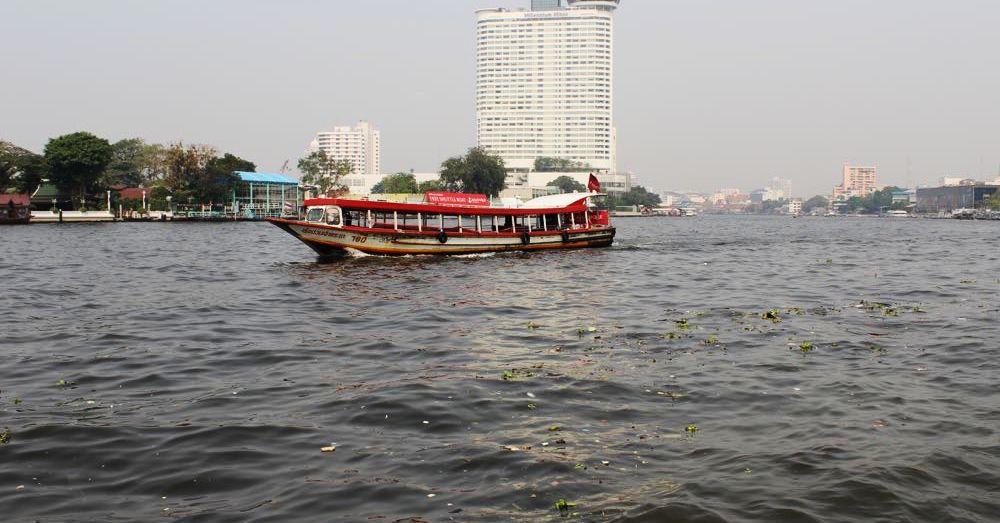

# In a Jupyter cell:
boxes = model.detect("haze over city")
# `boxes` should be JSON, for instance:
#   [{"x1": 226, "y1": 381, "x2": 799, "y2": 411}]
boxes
[{"x1": 2, "y1": 0, "x2": 998, "y2": 196}]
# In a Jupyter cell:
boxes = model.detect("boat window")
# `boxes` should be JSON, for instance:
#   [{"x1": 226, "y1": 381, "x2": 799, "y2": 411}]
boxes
[
  {"x1": 326, "y1": 208, "x2": 341, "y2": 226},
  {"x1": 423, "y1": 213, "x2": 441, "y2": 230},
  {"x1": 306, "y1": 208, "x2": 325, "y2": 223},
  {"x1": 344, "y1": 210, "x2": 363, "y2": 227},
  {"x1": 481, "y1": 215, "x2": 496, "y2": 232},
  {"x1": 460, "y1": 215, "x2": 477, "y2": 231}
]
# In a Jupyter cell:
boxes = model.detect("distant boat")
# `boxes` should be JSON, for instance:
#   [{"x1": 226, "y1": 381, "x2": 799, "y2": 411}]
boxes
[
  {"x1": 952, "y1": 208, "x2": 976, "y2": 220},
  {"x1": 885, "y1": 210, "x2": 909, "y2": 218},
  {"x1": 0, "y1": 195, "x2": 31, "y2": 224}
]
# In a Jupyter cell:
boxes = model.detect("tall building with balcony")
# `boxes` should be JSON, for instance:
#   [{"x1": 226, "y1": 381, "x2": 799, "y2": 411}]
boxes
[
  {"x1": 476, "y1": 1, "x2": 620, "y2": 176},
  {"x1": 832, "y1": 164, "x2": 877, "y2": 202},
  {"x1": 309, "y1": 121, "x2": 381, "y2": 176}
]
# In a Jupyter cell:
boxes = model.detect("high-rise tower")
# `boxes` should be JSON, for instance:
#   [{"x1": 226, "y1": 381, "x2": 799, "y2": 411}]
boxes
[{"x1": 476, "y1": 1, "x2": 619, "y2": 173}]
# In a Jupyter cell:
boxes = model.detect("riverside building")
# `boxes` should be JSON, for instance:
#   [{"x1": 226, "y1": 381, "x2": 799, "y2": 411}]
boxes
[
  {"x1": 309, "y1": 121, "x2": 381, "y2": 176},
  {"x1": 476, "y1": 0, "x2": 620, "y2": 178}
]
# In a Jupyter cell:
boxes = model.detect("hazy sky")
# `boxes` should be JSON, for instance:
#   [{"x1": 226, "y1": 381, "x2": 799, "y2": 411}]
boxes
[{"x1": 2, "y1": 0, "x2": 998, "y2": 196}]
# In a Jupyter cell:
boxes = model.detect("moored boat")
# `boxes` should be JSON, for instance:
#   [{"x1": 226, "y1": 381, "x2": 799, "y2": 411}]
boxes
[
  {"x1": 268, "y1": 191, "x2": 615, "y2": 257},
  {"x1": 0, "y1": 195, "x2": 31, "y2": 224}
]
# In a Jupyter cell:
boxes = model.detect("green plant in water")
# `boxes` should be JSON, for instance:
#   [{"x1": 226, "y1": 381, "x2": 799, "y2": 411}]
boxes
[
  {"x1": 553, "y1": 499, "x2": 577, "y2": 515},
  {"x1": 548, "y1": 425, "x2": 561, "y2": 432},
  {"x1": 501, "y1": 371, "x2": 515, "y2": 381},
  {"x1": 760, "y1": 309, "x2": 781, "y2": 322},
  {"x1": 574, "y1": 463, "x2": 586, "y2": 470},
  {"x1": 0, "y1": 428, "x2": 10, "y2": 445},
  {"x1": 685, "y1": 423, "x2": 699, "y2": 433},
  {"x1": 705, "y1": 335, "x2": 719, "y2": 345},
  {"x1": 825, "y1": 258, "x2": 833, "y2": 264},
  {"x1": 675, "y1": 319, "x2": 690, "y2": 330},
  {"x1": 13, "y1": 398, "x2": 22, "y2": 405},
  {"x1": 799, "y1": 341, "x2": 814, "y2": 352},
  {"x1": 527, "y1": 321, "x2": 539, "y2": 330},
  {"x1": 527, "y1": 403, "x2": 537, "y2": 410}
]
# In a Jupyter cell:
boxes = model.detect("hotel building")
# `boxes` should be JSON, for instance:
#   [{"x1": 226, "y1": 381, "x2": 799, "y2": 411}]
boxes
[
  {"x1": 309, "y1": 121, "x2": 381, "y2": 176},
  {"x1": 476, "y1": 0, "x2": 620, "y2": 175}
]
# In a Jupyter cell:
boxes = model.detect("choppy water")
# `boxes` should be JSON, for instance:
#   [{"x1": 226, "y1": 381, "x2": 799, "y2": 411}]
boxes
[{"x1": 1, "y1": 216, "x2": 998, "y2": 522}]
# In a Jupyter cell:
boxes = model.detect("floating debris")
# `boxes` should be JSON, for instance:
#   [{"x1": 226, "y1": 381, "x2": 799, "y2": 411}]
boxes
[
  {"x1": 553, "y1": 499, "x2": 577, "y2": 516},
  {"x1": 501, "y1": 369, "x2": 536, "y2": 381},
  {"x1": 527, "y1": 321, "x2": 540, "y2": 330},
  {"x1": 548, "y1": 425, "x2": 561, "y2": 432},
  {"x1": 320, "y1": 446, "x2": 336, "y2": 453},
  {"x1": 675, "y1": 319, "x2": 691, "y2": 330},
  {"x1": 527, "y1": 403, "x2": 538, "y2": 410},
  {"x1": 760, "y1": 309, "x2": 781, "y2": 322},
  {"x1": 705, "y1": 335, "x2": 719, "y2": 345},
  {"x1": 0, "y1": 428, "x2": 10, "y2": 445},
  {"x1": 685, "y1": 424, "x2": 699, "y2": 433}
]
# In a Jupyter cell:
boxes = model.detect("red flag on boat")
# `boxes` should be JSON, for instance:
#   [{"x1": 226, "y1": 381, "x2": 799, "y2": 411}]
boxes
[{"x1": 587, "y1": 173, "x2": 601, "y2": 193}]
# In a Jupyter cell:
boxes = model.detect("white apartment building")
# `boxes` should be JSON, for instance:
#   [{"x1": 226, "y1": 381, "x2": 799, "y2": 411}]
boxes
[
  {"x1": 309, "y1": 121, "x2": 381, "y2": 176},
  {"x1": 476, "y1": 1, "x2": 620, "y2": 174}
]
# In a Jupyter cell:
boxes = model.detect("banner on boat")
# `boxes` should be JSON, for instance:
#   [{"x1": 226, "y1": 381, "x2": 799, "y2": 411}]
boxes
[{"x1": 425, "y1": 192, "x2": 490, "y2": 207}]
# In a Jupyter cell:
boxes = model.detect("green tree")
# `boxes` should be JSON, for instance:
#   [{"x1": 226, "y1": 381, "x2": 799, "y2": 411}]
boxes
[
  {"x1": 162, "y1": 143, "x2": 217, "y2": 202},
  {"x1": 298, "y1": 150, "x2": 351, "y2": 195},
  {"x1": 613, "y1": 185, "x2": 661, "y2": 208},
  {"x1": 376, "y1": 172, "x2": 418, "y2": 194},
  {"x1": 418, "y1": 179, "x2": 443, "y2": 193},
  {"x1": 201, "y1": 153, "x2": 254, "y2": 203},
  {"x1": 13, "y1": 153, "x2": 48, "y2": 195},
  {"x1": 802, "y1": 195, "x2": 829, "y2": 213},
  {"x1": 44, "y1": 132, "x2": 113, "y2": 202},
  {"x1": 547, "y1": 175, "x2": 586, "y2": 193},
  {"x1": 534, "y1": 157, "x2": 591, "y2": 173},
  {"x1": 988, "y1": 191, "x2": 1000, "y2": 210},
  {"x1": 103, "y1": 138, "x2": 148, "y2": 187},
  {"x1": 439, "y1": 147, "x2": 506, "y2": 196},
  {"x1": 1, "y1": 142, "x2": 50, "y2": 195}
]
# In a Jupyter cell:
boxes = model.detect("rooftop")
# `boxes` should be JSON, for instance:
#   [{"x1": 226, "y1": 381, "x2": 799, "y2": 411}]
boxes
[{"x1": 236, "y1": 172, "x2": 299, "y2": 185}]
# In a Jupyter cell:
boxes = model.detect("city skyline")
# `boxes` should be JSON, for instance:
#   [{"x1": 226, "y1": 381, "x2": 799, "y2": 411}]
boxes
[{"x1": 2, "y1": 0, "x2": 998, "y2": 196}]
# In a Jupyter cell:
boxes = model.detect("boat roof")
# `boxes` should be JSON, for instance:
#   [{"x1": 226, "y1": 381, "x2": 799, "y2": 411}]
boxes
[{"x1": 305, "y1": 194, "x2": 593, "y2": 216}]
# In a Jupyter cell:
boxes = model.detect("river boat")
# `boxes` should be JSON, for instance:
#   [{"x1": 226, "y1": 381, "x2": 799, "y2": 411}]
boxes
[
  {"x1": 885, "y1": 210, "x2": 909, "y2": 218},
  {"x1": 268, "y1": 191, "x2": 615, "y2": 257},
  {"x1": 0, "y1": 195, "x2": 31, "y2": 224}
]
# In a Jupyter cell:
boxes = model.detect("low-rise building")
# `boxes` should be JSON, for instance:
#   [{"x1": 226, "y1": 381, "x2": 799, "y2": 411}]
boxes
[
  {"x1": 232, "y1": 172, "x2": 302, "y2": 218},
  {"x1": 916, "y1": 184, "x2": 998, "y2": 213},
  {"x1": 787, "y1": 198, "x2": 803, "y2": 215}
]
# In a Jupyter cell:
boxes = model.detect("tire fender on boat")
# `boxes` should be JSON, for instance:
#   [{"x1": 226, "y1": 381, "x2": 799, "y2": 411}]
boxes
[
  {"x1": 561, "y1": 230, "x2": 570, "y2": 243},
  {"x1": 437, "y1": 231, "x2": 448, "y2": 244},
  {"x1": 521, "y1": 231, "x2": 531, "y2": 245}
]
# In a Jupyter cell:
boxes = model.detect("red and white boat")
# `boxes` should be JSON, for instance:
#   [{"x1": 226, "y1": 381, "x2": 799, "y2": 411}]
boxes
[{"x1": 268, "y1": 191, "x2": 615, "y2": 257}]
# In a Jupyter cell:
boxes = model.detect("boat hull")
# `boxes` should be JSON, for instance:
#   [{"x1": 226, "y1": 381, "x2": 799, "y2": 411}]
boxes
[{"x1": 267, "y1": 218, "x2": 615, "y2": 256}]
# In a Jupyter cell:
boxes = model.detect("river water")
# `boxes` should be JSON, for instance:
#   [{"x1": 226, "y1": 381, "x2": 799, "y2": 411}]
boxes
[{"x1": 1, "y1": 217, "x2": 997, "y2": 522}]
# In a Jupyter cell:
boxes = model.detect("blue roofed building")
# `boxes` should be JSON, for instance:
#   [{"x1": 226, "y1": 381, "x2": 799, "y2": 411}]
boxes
[{"x1": 232, "y1": 171, "x2": 302, "y2": 219}]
